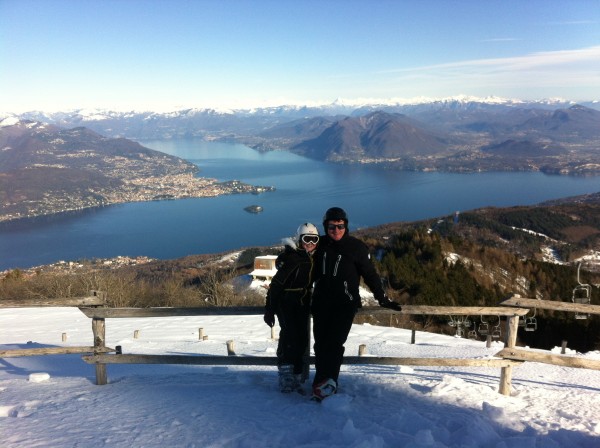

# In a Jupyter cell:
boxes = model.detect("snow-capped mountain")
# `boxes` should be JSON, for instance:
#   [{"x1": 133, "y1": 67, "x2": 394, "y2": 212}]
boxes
[{"x1": 2, "y1": 96, "x2": 596, "y2": 137}]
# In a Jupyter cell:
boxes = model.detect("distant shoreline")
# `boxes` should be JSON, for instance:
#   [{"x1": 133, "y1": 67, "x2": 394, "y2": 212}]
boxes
[{"x1": 0, "y1": 177, "x2": 275, "y2": 224}]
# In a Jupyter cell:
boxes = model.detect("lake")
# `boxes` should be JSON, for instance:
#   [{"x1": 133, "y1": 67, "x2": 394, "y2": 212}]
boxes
[{"x1": 1, "y1": 138, "x2": 599, "y2": 271}]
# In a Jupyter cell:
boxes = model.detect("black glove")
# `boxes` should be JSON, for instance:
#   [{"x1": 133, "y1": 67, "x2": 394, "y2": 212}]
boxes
[
  {"x1": 379, "y1": 298, "x2": 402, "y2": 311},
  {"x1": 263, "y1": 310, "x2": 275, "y2": 327}
]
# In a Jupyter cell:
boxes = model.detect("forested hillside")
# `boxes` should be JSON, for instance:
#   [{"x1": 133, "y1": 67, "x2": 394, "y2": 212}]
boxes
[{"x1": 354, "y1": 195, "x2": 600, "y2": 351}]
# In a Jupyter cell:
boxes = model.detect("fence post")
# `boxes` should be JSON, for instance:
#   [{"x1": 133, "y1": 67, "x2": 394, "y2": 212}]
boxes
[
  {"x1": 358, "y1": 344, "x2": 367, "y2": 356},
  {"x1": 499, "y1": 315, "x2": 519, "y2": 396},
  {"x1": 92, "y1": 317, "x2": 107, "y2": 385},
  {"x1": 199, "y1": 328, "x2": 205, "y2": 340},
  {"x1": 561, "y1": 340, "x2": 568, "y2": 354},
  {"x1": 226, "y1": 340, "x2": 236, "y2": 356},
  {"x1": 411, "y1": 329, "x2": 416, "y2": 344}
]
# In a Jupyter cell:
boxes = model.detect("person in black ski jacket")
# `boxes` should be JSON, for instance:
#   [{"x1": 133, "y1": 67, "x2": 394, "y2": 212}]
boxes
[
  {"x1": 263, "y1": 222, "x2": 320, "y2": 393},
  {"x1": 310, "y1": 207, "x2": 401, "y2": 401}
]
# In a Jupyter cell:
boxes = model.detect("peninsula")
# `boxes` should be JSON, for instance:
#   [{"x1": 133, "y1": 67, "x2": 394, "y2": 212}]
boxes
[{"x1": 0, "y1": 120, "x2": 274, "y2": 222}]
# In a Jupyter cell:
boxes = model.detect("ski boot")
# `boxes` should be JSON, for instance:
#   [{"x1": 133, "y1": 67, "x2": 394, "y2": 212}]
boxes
[
  {"x1": 278, "y1": 364, "x2": 297, "y2": 393},
  {"x1": 311, "y1": 378, "x2": 337, "y2": 402}
]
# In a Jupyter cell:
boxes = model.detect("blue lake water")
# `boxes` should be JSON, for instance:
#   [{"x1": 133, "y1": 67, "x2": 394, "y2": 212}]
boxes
[{"x1": 1, "y1": 138, "x2": 599, "y2": 271}]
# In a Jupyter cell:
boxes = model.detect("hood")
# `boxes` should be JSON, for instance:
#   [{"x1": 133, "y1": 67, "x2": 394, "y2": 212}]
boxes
[{"x1": 281, "y1": 237, "x2": 297, "y2": 250}]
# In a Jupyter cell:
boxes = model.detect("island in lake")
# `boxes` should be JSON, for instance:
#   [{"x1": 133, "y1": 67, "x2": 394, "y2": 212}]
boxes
[{"x1": 244, "y1": 205, "x2": 263, "y2": 214}]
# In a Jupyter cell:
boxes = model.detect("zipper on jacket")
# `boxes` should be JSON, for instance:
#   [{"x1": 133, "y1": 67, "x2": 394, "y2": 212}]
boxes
[
  {"x1": 333, "y1": 254, "x2": 342, "y2": 276},
  {"x1": 322, "y1": 252, "x2": 327, "y2": 275},
  {"x1": 344, "y1": 281, "x2": 353, "y2": 301}
]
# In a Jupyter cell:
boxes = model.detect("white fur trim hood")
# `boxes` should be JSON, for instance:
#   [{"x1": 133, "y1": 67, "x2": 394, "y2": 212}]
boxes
[{"x1": 282, "y1": 237, "x2": 297, "y2": 250}]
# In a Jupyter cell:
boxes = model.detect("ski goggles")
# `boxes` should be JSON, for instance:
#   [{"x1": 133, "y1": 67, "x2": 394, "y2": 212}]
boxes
[{"x1": 300, "y1": 234, "x2": 319, "y2": 245}]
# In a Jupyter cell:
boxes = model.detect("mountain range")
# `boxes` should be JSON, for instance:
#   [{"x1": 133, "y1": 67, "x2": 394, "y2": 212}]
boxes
[
  {"x1": 3, "y1": 97, "x2": 600, "y2": 174},
  {"x1": 5, "y1": 96, "x2": 600, "y2": 139},
  {"x1": 259, "y1": 105, "x2": 600, "y2": 173}
]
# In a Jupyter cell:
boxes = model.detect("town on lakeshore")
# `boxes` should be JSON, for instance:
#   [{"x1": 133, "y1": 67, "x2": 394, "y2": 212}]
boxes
[
  {"x1": 0, "y1": 173, "x2": 274, "y2": 223},
  {"x1": 0, "y1": 255, "x2": 157, "y2": 279}
]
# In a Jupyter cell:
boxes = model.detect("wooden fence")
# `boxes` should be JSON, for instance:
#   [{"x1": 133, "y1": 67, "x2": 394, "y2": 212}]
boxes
[{"x1": 2, "y1": 293, "x2": 599, "y2": 396}]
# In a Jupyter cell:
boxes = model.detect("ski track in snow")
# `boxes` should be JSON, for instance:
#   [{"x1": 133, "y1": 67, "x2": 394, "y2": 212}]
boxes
[{"x1": 1, "y1": 308, "x2": 599, "y2": 447}]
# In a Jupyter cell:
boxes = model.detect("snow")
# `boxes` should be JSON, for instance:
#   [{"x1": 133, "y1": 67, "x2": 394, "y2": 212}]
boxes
[
  {"x1": 541, "y1": 246, "x2": 565, "y2": 265},
  {"x1": 0, "y1": 116, "x2": 20, "y2": 127},
  {"x1": 575, "y1": 251, "x2": 600, "y2": 265},
  {"x1": 1, "y1": 307, "x2": 599, "y2": 447},
  {"x1": 9, "y1": 96, "x2": 583, "y2": 121}
]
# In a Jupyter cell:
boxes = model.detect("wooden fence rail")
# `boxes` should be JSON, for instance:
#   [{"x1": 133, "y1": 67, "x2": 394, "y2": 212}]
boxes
[
  {"x1": 0, "y1": 291, "x2": 107, "y2": 308},
  {"x1": 83, "y1": 353, "x2": 520, "y2": 368},
  {"x1": 0, "y1": 346, "x2": 113, "y2": 357},
  {"x1": 501, "y1": 295, "x2": 600, "y2": 314},
  {"x1": 78, "y1": 305, "x2": 530, "y2": 318},
  {"x1": 495, "y1": 347, "x2": 600, "y2": 371}
]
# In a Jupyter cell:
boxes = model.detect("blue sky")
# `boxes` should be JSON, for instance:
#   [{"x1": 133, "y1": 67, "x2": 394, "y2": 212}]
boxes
[{"x1": 1, "y1": 0, "x2": 599, "y2": 112}]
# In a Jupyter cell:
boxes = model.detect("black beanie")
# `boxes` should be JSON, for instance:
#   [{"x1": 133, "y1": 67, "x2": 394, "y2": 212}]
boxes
[{"x1": 322, "y1": 207, "x2": 348, "y2": 231}]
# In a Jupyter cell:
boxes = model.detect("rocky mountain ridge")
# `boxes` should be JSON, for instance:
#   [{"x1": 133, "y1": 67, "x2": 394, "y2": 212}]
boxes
[{"x1": 291, "y1": 112, "x2": 449, "y2": 161}]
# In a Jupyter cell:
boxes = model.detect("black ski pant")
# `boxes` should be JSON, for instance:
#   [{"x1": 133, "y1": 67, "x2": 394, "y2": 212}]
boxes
[
  {"x1": 276, "y1": 298, "x2": 310, "y2": 375},
  {"x1": 311, "y1": 301, "x2": 357, "y2": 386}
]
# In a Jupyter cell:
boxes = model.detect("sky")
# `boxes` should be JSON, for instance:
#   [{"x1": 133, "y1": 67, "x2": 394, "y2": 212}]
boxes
[
  {"x1": 1, "y1": 0, "x2": 600, "y2": 113},
  {"x1": 1, "y1": 306, "x2": 599, "y2": 447}
]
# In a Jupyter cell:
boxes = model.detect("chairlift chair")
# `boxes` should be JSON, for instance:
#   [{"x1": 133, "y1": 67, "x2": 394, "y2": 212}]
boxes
[
  {"x1": 525, "y1": 308, "x2": 537, "y2": 332},
  {"x1": 572, "y1": 285, "x2": 591, "y2": 303},
  {"x1": 448, "y1": 316, "x2": 468, "y2": 337},
  {"x1": 491, "y1": 316, "x2": 502, "y2": 340},
  {"x1": 572, "y1": 263, "x2": 592, "y2": 320},
  {"x1": 478, "y1": 316, "x2": 489, "y2": 336}
]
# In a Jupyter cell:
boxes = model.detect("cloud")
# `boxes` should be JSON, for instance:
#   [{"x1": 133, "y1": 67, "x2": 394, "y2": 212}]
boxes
[
  {"x1": 480, "y1": 38, "x2": 522, "y2": 43},
  {"x1": 547, "y1": 20, "x2": 597, "y2": 26},
  {"x1": 389, "y1": 45, "x2": 600, "y2": 74},
  {"x1": 371, "y1": 46, "x2": 600, "y2": 98}
]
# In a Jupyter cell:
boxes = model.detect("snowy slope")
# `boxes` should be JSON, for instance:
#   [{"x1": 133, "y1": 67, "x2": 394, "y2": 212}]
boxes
[{"x1": 1, "y1": 308, "x2": 599, "y2": 447}]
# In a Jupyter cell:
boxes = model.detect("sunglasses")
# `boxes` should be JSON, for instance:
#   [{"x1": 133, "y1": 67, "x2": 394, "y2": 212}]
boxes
[
  {"x1": 301, "y1": 234, "x2": 319, "y2": 245},
  {"x1": 327, "y1": 224, "x2": 346, "y2": 231}
]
